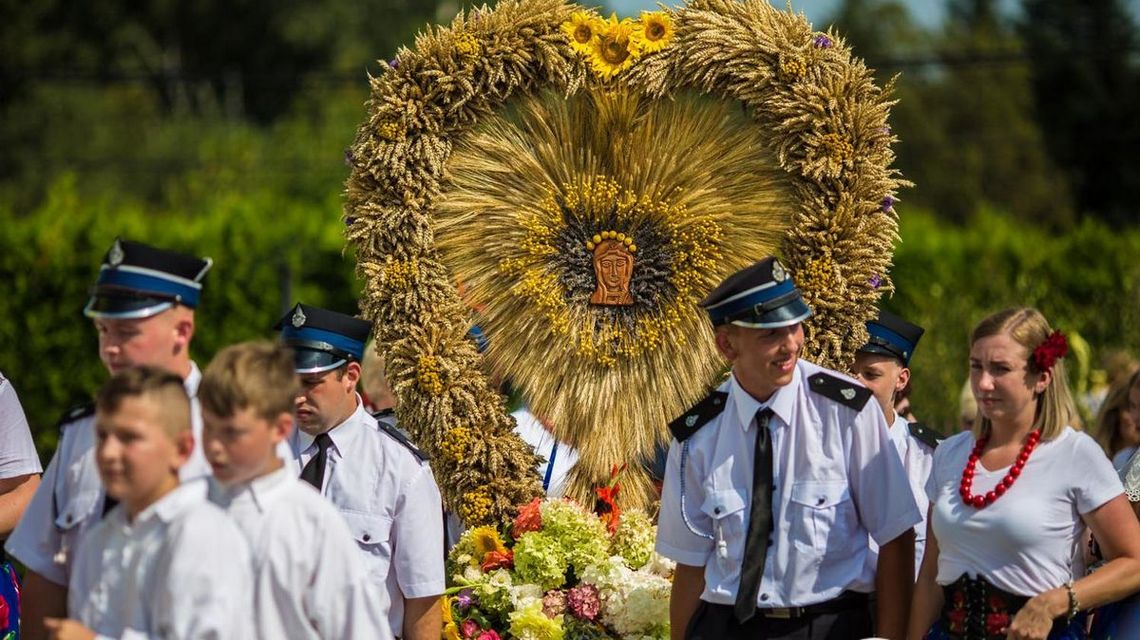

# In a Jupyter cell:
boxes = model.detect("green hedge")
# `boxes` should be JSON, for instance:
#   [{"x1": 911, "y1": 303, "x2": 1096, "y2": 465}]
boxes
[
  {"x1": 4, "y1": 182, "x2": 1138, "y2": 459},
  {"x1": 888, "y1": 207, "x2": 1140, "y2": 434},
  {"x1": 1, "y1": 175, "x2": 356, "y2": 456}
]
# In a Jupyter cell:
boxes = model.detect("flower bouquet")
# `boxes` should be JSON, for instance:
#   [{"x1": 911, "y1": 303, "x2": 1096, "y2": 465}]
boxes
[{"x1": 442, "y1": 495, "x2": 674, "y2": 640}]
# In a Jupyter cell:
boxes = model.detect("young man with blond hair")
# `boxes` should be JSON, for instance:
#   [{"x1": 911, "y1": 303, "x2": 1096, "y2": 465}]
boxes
[
  {"x1": 200, "y1": 340, "x2": 387, "y2": 639},
  {"x1": 47, "y1": 367, "x2": 252, "y2": 640}
]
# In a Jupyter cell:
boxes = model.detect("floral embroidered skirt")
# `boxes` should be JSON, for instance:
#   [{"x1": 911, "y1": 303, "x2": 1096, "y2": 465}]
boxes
[
  {"x1": 924, "y1": 575, "x2": 1086, "y2": 640},
  {"x1": 0, "y1": 561, "x2": 20, "y2": 640}
]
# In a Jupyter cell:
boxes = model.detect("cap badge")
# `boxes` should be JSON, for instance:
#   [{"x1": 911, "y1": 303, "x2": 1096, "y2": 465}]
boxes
[
  {"x1": 291, "y1": 307, "x2": 307, "y2": 328},
  {"x1": 108, "y1": 239, "x2": 125, "y2": 267},
  {"x1": 685, "y1": 414, "x2": 698, "y2": 427},
  {"x1": 840, "y1": 388, "x2": 856, "y2": 401},
  {"x1": 771, "y1": 260, "x2": 786, "y2": 283}
]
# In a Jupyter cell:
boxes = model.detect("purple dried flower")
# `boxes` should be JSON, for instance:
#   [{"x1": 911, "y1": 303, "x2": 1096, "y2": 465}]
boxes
[
  {"x1": 344, "y1": 216, "x2": 356, "y2": 226},
  {"x1": 388, "y1": 58, "x2": 399, "y2": 69},
  {"x1": 566, "y1": 584, "x2": 601, "y2": 621},
  {"x1": 813, "y1": 34, "x2": 833, "y2": 49},
  {"x1": 881, "y1": 195, "x2": 896, "y2": 212},
  {"x1": 343, "y1": 148, "x2": 354, "y2": 167},
  {"x1": 456, "y1": 589, "x2": 475, "y2": 610},
  {"x1": 869, "y1": 274, "x2": 882, "y2": 289},
  {"x1": 880, "y1": 125, "x2": 892, "y2": 135}
]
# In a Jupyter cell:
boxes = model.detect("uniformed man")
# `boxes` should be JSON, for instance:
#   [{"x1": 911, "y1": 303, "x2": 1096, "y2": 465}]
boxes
[
  {"x1": 6, "y1": 238, "x2": 213, "y2": 640},
  {"x1": 851, "y1": 309, "x2": 941, "y2": 578},
  {"x1": 656, "y1": 257, "x2": 921, "y2": 640},
  {"x1": 276, "y1": 303, "x2": 445, "y2": 640}
]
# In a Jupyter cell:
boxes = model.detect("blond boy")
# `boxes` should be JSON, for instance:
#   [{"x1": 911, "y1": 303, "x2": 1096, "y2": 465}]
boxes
[
  {"x1": 47, "y1": 367, "x2": 252, "y2": 640},
  {"x1": 200, "y1": 341, "x2": 387, "y2": 639}
]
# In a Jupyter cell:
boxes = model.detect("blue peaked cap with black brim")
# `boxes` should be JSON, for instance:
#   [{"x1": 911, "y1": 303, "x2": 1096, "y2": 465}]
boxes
[
  {"x1": 859, "y1": 309, "x2": 924, "y2": 366},
  {"x1": 275, "y1": 303, "x2": 373, "y2": 374},
  {"x1": 700, "y1": 257, "x2": 813, "y2": 329},
  {"x1": 84, "y1": 238, "x2": 212, "y2": 319}
]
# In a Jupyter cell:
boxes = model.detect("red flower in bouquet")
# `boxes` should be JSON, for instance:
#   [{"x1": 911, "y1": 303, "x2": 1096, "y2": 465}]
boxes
[
  {"x1": 480, "y1": 549, "x2": 514, "y2": 572},
  {"x1": 512, "y1": 497, "x2": 543, "y2": 539},
  {"x1": 461, "y1": 619, "x2": 481, "y2": 638},
  {"x1": 594, "y1": 464, "x2": 625, "y2": 533},
  {"x1": 476, "y1": 631, "x2": 501, "y2": 640}
]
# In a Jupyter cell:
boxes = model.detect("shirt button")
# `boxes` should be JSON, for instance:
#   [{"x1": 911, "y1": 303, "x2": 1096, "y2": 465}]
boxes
[
  {"x1": 363, "y1": 534, "x2": 372, "y2": 542},
  {"x1": 714, "y1": 507, "x2": 722, "y2": 515},
  {"x1": 817, "y1": 497, "x2": 826, "y2": 505},
  {"x1": 760, "y1": 593, "x2": 769, "y2": 601}
]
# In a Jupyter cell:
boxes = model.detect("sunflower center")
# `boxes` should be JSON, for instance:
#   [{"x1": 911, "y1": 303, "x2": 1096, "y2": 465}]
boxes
[
  {"x1": 601, "y1": 37, "x2": 631, "y2": 65},
  {"x1": 646, "y1": 22, "x2": 665, "y2": 40},
  {"x1": 573, "y1": 24, "x2": 593, "y2": 44}
]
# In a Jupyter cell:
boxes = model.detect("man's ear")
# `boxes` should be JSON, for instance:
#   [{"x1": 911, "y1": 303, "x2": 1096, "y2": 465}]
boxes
[
  {"x1": 343, "y1": 361, "x2": 363, "y2": 389},
  {"x1": 714, "y1": 326, "x2": 738, "y2": 361},
  {"x1": 171, "y1": 309, "x2": 195, "y2": 354},
  {"x1": 895, "y1": 366, "x2": 911, "y2": 395},
  {"x1": 173, "y1": 430, "x2": 195, "y2": 470}
]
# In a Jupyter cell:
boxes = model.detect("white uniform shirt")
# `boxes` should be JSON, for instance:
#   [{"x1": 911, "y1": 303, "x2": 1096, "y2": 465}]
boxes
[
  {"x1": 512, "y1": 407, "x2": 580, "y2": 497},
  {"x1": 6, "y1": 363, "x2": 210, "y2": 585},
  {"x1": 867, "y1": 415, "x2": 935, "y2": 579},
  {"x1": 209, "y1": 466, "x2": 390, "y2": 640},
  {"x1": 0, "y1": 372, "x2": 43, "y2": 479},
  {"x1": 290, "y1": 398, "x2": 446, "y2": 634},
  {"x1": 927, "y1": 427, "x2": 1121, "y2": 596},
  {"x1": 68, "y1": 479, "x2": 253, "y2": 640},
  {"x1": 656, "y1": 361, "x2": 922, "y2": 608}
]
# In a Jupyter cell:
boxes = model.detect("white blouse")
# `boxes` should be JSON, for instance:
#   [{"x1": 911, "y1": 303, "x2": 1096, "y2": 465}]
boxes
[{"x1": 926, "y1": 427, "x2": 1122, "y2": 596}]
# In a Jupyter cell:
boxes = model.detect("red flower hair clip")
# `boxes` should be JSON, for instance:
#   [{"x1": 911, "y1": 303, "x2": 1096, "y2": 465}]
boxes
[{"x1": 1032, "y1": 330, "x2": 1068, "y2": 372}]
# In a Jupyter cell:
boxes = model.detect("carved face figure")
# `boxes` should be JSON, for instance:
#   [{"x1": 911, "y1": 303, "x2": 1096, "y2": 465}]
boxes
[{"x1": 589, "y1": 239, "x2": 634, "y2": 306}]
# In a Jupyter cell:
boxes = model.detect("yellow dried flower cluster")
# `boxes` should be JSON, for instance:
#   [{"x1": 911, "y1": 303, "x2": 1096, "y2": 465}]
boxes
[
  {"x1": 561, "y1": 10, "x2": 674, "y2": 80},
  {"x1": 779, "y1": 57, "x2": 806, "y2": 82},
  {"x1": 457, "y1": 489, "x2": 494, "y2": 525},
  {"x1": 377, "y1": 120, "x2": 402, "y2": 141},
  {"x1": 821, "y1": 132, "x2": 854, "y2": 164},
  {"x1": 798, "y1": 256, "x2": 837, "y2": 292},
  {"x1": 416, "y1": 355, "x2": 444, "y2": 395},
  {"x1": 666, "y1": 218, "x2": 724, "y2": 298},
  {"x1": 383, "y1": 258, "x2": 420, "y2": 290},
  {"x1": 440, "y1": 426, "x2": 473, "y2": 465},
  {"x1": 453, "y1": 32, "x2": 481, "y2": 58}
]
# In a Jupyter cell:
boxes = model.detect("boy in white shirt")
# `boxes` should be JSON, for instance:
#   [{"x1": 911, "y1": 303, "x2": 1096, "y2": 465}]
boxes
[
  {"x1": 200, "y1": 341, "x2": 387, "y2": 639},
  {"x1": 47, "y1": 366, "x2": 253, "y2": 640}
]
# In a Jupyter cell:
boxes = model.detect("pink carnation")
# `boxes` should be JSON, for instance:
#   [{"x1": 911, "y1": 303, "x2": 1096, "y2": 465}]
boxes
[
  {"x1": 566, "y1": 583, "x2": 601, "y2": 621},
  {"x1": 460, "y1": 619, "x2": 480, "y2": 638},
  {"x1": 542, "y1": 589, "x2": 567, "y2": 617},
  {"x1": 476, "y1": 631, "x2": 501, "y2": 640}
]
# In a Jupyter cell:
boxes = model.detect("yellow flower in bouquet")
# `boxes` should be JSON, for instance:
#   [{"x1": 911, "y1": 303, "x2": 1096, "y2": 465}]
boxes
[{"x1": 561, "y1": 10, "x2": 602, "y2": 56}]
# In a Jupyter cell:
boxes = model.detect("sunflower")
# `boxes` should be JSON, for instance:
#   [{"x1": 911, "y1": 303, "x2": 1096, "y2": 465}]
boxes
[
  {"x1": 589, "y1": 14, "x2": 641, "y2": 80},
  {"x1": 469, "y1": 526, "x2": 508, "y2": 557},
  {"x1": 561, "y1": 10, "x2": 602, "y2": 56},
  {"x1": 634, "y1": 11, "x2": 674, "y2": 53}
]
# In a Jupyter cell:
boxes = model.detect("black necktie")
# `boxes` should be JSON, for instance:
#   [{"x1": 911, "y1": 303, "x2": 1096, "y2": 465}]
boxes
[
  {"x1": 300, "y1": 433, "x2": 332, "y2": 490},
  {"x1": 735, "y1": 408, "x2": 775, "y2": 623}
]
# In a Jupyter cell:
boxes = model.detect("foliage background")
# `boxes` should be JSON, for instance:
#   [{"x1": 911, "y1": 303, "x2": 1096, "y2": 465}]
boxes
[{"x1": 1, "y1": 0, "x2": 1138, "y2": 458}]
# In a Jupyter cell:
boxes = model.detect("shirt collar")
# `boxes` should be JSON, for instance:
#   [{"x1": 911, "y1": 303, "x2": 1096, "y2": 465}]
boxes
[
  {"x1": 184, "y1": 361, "x2": 201, "y2": 396},
  {"x1": 729, "y1": 361, "x2": 801, "y2": 432},
  {"x1": 295, "y1": 394, "x2": 367, "y2": 458},
  {"x1": 212, "y1": 464, "x2": 292, "y2": 513},
  {"x1": 126, "y1": 477, "x2": 207, "y2": 527}
]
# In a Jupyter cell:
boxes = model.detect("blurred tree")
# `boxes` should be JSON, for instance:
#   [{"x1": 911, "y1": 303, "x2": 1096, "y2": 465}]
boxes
[{"x1": 1020, "y1": 0, "x2": 1140, "y2": 226}]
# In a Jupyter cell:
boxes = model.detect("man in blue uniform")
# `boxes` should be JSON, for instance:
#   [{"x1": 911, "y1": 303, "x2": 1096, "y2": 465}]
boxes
[
  {"x1": 656, "y1": 257, "x2": 921, "y2": 640},
  {"x1": 276, "y1": 303, "x2": 445, "y2": 640}
]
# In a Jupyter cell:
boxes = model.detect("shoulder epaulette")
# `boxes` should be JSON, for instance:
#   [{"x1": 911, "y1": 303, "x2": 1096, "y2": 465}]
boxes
[
  {"x1": 371, "y1": 408, "x2": 395, "y2": 423},
  {"x1": 908, "y1": 422, "x2": 944, "y2": 450},
  {"x1": 57, "y1": 402, "x2": 95, "y2": 430},
  {"x1": 807, "y1": 372, "x2": 872, "y2": 411},
  {"x1": 668, "y1": 391, "x2": 728, "y2": 442},
  {"x1": 376, "y1": 420, "x2": 428, "y2": 462}
]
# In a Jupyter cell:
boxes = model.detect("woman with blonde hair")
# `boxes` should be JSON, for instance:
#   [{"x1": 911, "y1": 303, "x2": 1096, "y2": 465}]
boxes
[
  {"x1": 908, "y1": 308, "x2": 1140, "y2": 640},
  {"x1": 1095, "y1": 377, "x2": 1140, "y2": 469}
]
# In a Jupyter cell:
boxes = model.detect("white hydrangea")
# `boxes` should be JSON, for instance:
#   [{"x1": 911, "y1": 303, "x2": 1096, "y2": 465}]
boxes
[{"x1": 509, "y1": 582, "x2": 545, "y2": 611}]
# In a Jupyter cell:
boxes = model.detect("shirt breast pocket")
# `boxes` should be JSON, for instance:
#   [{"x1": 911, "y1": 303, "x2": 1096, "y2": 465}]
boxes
[
  {"x1": 789, "y1": 480, "x2": 856, "y2": 556},
  {"x1": 339, "y1": 510, "x2": 393, "y2": 578},
  {"x1": 700, "y1": 488, "x2": 748, "y2": 542}
]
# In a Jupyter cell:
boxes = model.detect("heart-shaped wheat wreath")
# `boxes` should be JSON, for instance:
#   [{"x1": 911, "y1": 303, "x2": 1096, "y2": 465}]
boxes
[{"x1": 344, "y1": 0, "x2": 907, "y2": 527}]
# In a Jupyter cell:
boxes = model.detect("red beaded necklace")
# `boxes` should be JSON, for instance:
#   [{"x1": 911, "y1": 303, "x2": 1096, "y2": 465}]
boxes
[{"x1": 959, "y1": 429, "x2": 1042, "y2": 508}]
